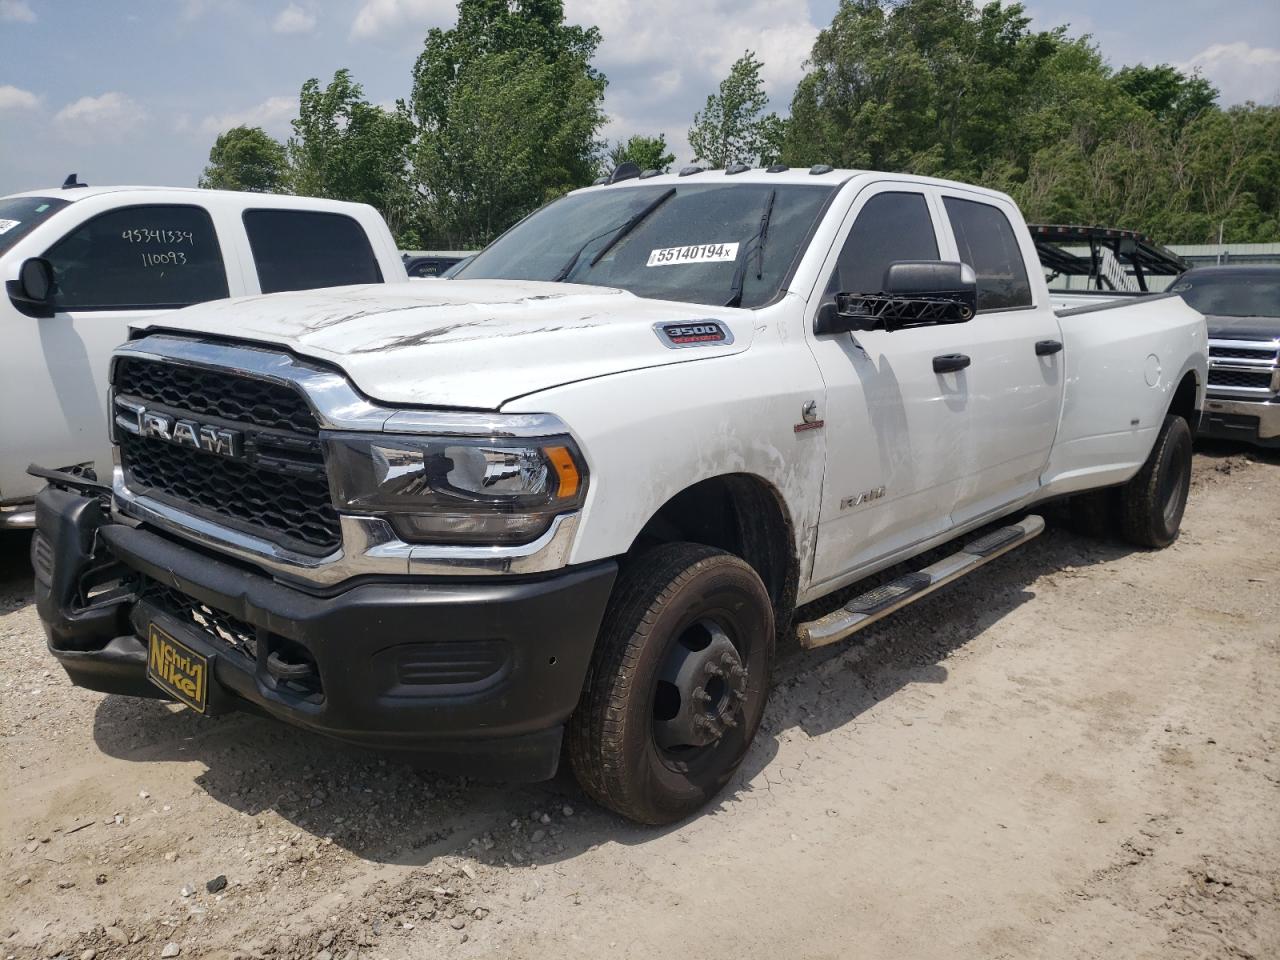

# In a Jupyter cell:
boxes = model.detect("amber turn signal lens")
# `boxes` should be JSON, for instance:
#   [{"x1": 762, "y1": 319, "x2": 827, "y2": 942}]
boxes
[{"x1": 546, "y1": 445, "x2": 580, "y2": 499}]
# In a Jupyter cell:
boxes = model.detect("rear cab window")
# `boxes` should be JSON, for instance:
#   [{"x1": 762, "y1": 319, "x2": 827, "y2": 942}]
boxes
[
  {"x1": 42, "y1": 204, "x2": 229, "y2": 310},
  {"x1": 243, "y1": 209, "x2": 382, "y2": 294},
  {"x1": 942, "y1": 197, "x2": 1032, "y2": 311}
]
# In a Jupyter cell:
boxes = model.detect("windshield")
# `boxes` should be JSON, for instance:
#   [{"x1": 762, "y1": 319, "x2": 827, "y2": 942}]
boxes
[
  {"x1": 1173, "y1": 272, "x2": 1280, "y2": 318},
  {"x1": 456, "y1": 182, "x2": 836, "y2": 308},
  {"x1": 0, "y1": 196, "x2": 71, "y2": 256}
]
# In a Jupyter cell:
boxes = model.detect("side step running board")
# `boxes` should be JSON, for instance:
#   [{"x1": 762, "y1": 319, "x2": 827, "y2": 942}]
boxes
[{"x1": 796, "y1": 515, "x2": 1045, "y2": 650}]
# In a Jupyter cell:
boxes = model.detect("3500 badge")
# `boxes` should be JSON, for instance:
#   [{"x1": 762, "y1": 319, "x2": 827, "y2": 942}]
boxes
[{"x1": 655, "y1": 320, "x2": 734, "y2": 348}]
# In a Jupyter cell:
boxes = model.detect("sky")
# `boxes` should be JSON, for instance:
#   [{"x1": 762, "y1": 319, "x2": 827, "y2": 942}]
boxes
[{"x1": 2, "y1": 0, "x2": 1279, "y2": 195}]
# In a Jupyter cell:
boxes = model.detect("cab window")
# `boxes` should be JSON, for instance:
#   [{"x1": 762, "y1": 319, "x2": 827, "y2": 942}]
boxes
[
  {"x1": 43, "y1": 205, "x2": 229, "y2": 310},
  {"x1": 942, "y1": 197, "x2": 1032, "y2": 310},
  {"x1": 826, "y1": 191, "x2": 939, "y2": 297},
  {"x1": 243, "y1": 209, "x2": 382, "y2": 294}
]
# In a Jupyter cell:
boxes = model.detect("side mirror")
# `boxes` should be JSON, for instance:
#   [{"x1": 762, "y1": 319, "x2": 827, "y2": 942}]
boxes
[
  {"x1": 7, "y1": 257, "x2": 55, "y2": 318},
  {"x1": 817, "y1": 260, "x2": 978, "y2": 335}
]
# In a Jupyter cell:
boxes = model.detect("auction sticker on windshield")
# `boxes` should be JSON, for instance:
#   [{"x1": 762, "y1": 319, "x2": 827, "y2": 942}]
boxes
[
  {"x1": 647, "y1": 243, "x2": 739, "y2": 267},
  {"x1": 0, "y1": 219, "x2": 20, "y2": 235}
]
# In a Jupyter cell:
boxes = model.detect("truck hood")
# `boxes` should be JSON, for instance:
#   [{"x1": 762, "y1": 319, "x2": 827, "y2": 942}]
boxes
[
  {"x1": 1205, "y1": 314, "x2": 1280, "y2": 342},
  {"x1": 137, "y1": 279, "x2": 752, "y2": 409}
]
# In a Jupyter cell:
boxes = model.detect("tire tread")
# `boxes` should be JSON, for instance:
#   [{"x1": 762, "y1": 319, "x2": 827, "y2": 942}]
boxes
[
  {"x1": 568, "y1": 543, "x2": 766, "y2": 823},
  {"x1": 1119, "y1": 414, "x2": 1192, "y2": 548}
]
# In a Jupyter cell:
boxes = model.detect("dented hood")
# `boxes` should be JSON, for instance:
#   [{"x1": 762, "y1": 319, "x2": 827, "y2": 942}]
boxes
[{"x1": 136, "y1": 279, "x2": 752, "y2": 409}]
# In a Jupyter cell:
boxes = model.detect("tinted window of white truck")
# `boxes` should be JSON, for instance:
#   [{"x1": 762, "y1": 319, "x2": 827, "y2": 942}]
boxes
[
  {"x1": 243, "y1": 209, "x2": 383, "y2": 294},
  {"x1": 827, "y1": 191, "x2": 939, "y2": 297},
  {"x1": 943, "y1": 197, "x2": 1032, "y2": 311},
  {"x1": 42, "y1": 204, "x2": 229, "y2": 309}
]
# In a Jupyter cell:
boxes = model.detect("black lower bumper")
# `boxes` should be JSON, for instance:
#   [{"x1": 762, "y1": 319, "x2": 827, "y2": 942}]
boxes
[{"x1": 33, "y1": 487, "x2": 617, "y2": 781}]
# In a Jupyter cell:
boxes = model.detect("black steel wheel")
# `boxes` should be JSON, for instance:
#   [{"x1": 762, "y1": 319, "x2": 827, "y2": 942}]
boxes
[{"x1": 568, "y1": 543, "x2": 774, "y2": 825}]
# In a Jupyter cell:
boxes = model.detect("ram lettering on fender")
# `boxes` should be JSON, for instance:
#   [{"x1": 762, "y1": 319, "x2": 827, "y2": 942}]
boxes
[{"x1": 655, "y1": 320, "x2": 734, "y2": 349}]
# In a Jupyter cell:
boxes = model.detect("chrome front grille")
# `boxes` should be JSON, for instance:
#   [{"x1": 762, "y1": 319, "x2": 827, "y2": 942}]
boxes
[
  {"x1": 112, "y1": 355, "x2": 342, "y2": 556},
  {"x1": 1207, "y1": 338, "x2": 1280, "y2": 400}
]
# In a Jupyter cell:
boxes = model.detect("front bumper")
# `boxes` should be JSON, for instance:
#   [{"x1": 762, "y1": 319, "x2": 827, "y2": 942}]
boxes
[
  {"x1": 33, "y1": 486, "x2": 617, "y2": 781},
  {"x1": 1200, "y1": 396, "x2": 1280, "y2": 447}
]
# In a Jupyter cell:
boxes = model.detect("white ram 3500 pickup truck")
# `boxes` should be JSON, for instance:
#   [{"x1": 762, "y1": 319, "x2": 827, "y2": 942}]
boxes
[
  {"x1": 34, "y1": 167, "x2": 1206, "y2": 824},
  {"x1": 0, "y1": 182, "x2": 407, "y2": 529}
]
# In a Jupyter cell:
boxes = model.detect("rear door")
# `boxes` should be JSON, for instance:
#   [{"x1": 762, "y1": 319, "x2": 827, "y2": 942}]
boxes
[
  {"x1": 933, "y1": 190, "x2": 1064, "y2": 523},
  {"x1": 6, "y1": 202, "x2": 236, "y2": 494},
  {"x1": 804, "y1": 182, "x2": 975, "y2": 589}
]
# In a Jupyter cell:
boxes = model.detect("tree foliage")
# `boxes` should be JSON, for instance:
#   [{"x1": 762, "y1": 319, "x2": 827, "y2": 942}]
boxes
[
  {"x1": 783, "y1": 0, "x2": 1280, "y2": 242},
  {"x1": 607, "y1": 134, "x2": 676, "y2": 174},
  {"x1": 198, "y1": 125, "x2": 287, "y2": 193},
  {"x1": 689, "y1": 52, "x2": 783, "y2": 167},
  {"x1": 196, "y1": 0, "x2": 1280, "y2": 247},
  {"x1": 288, "y1": 69, "x2": 419, "y2": 242},
  {"x1": 410, "y1": 0, "x2": 607, "y2": 246}
]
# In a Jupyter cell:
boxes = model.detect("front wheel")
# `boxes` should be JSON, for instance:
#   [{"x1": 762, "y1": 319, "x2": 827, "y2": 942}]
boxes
[
  {"x1": 1120, "y1": 413, "x2": 1193, "y2": 548},
  {"x1": 568, "y1": 543, "x2": 775, "y2": 825}
]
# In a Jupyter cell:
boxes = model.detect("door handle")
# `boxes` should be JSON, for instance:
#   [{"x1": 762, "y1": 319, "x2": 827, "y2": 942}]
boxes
[
  {"x1": 932, "y1": 353, "x2": 971, "y2": 374},
  {"x1": 1035, "y1": 339, "x2": 1064, "y2": 356}
]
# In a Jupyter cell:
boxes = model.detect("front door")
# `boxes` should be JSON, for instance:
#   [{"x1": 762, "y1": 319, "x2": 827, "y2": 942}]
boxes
[{"x1": 804, "y1": 183, "x2": 977, "y2": 590}]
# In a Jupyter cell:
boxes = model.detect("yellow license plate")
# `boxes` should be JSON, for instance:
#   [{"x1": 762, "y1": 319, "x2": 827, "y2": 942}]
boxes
[{"x1": 146, "y1": 623, "x2": 209, "y2": 714}]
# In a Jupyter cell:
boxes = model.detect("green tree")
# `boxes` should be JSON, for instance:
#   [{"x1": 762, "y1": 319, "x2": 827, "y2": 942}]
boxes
[
  {"x1": 1114, "y1": 63, "x2": 1218, "y2": 130},
  {"x1": 688, "y1": 51, "x2": 781, "y2": 167},
  {"x1": 198, "y1": 125, "x2": 287, "y2": 193},
  {"x1": 783, "y1": 0, "x2": 1072, "y2": 177},
  {"x1": 607, "y1": 134, "x2": 676, "y2": 173},
  {"x1": 288, "y1": 69, "x2": 419, "y2": 242},
  {"x1": 411, "y1": 0, "x2": 607, "y2": 246}
]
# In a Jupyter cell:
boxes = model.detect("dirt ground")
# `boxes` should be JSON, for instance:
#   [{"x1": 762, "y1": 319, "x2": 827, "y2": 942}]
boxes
[{"x1": 2, "y1": 445, "x2": 1278, "y2": 960}]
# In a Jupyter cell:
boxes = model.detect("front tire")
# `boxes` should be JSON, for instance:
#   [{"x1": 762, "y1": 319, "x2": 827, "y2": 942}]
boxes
[
  {"x1": 568, "y1": 543, "x2": 775, "y2": 825},
  {"x1": 1120, "y1": 413, "x2": 1193, "y2": 548}
]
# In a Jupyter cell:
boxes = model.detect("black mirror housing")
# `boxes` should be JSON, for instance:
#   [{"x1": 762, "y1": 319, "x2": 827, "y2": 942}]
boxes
[
  {"x1": 819, "y1": 260, "x2": 978, "y2": 334},
  {"x1": 8, "y1": 257, "x2": 55, "y2": 318}
]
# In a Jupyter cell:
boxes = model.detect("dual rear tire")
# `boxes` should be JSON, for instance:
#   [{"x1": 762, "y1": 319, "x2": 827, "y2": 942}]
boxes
[{"x1": 1070, "y1": 413, "x2": 1194, "y2": 548}]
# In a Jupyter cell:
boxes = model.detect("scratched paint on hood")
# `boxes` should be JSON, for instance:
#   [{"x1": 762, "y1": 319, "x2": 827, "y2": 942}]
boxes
[{"x1": 134, "y1": 279, "x2": 752, "y2": 410}]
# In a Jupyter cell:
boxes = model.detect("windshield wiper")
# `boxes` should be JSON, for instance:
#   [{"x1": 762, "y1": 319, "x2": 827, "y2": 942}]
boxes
[
  {"x1": 725, "y1": 189, "x2": 776, "y2": 308},
  {"x1": 553, "y1": 187, "x2": 677, "y2": 283}
]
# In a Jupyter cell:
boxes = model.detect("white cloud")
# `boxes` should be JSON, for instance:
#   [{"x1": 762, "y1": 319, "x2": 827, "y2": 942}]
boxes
[
  {"x1": 1179, "y1": 42, "x2": 1280, "y2": 106},
  {"x1": 350, "y1": 0, "x2": 453, "y2": 39},
  {"x1": 562, "y1": 0, "x2": 818, "y2": 165},
  {"x1": 53, "y1": 92, "x2": 147, "y2": 143},
  {"x1": 0, "y1": 84, "x2": 39, "y2": 111},
  {"x1": 273, "y1": 3, "x2": 315, "y2": 34},
  {"x1": 198, "y1": 95, "x2": 296, "y2": 137},
  {"x1": 0, "y1": 0, "x2": 36, "y2": 23},
  {"x1": 567, "y1": 0, "x2": 817, "y2": 91}
]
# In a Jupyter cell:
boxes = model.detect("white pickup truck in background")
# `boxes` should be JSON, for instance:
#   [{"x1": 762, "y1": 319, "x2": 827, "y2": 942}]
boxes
[
  {"x1": 34, "y1": 166, "x2": 1206, "y2": 825},
  {"x1": 0, "y1": 180, "x2": 408, "y2": 528}
]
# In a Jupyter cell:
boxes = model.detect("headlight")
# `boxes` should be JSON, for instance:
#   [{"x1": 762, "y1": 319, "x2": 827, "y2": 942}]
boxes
[{"x1": 327, "y1": 433, "x2": 587, "y2": 545}]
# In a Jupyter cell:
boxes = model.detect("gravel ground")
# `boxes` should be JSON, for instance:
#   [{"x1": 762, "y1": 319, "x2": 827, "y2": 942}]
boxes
[{"x1": 2, "y1": 445, "x2": 1278, "y2": 960}]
